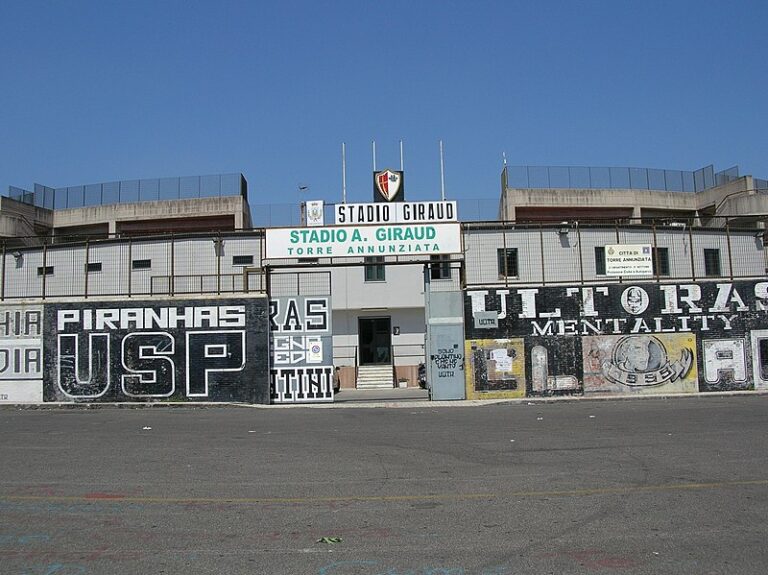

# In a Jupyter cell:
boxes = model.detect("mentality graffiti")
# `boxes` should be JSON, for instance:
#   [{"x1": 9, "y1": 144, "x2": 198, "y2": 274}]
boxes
[
  {"x1": 467, "y1": 281, "x2": 768, "y2": 336},
  {"x1": 601, "y1": 335, "x2": 693, "y2": 386}
]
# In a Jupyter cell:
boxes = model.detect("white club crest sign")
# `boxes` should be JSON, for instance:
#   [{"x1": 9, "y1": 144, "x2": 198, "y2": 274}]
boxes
[{"x1": 374, "y1": 169, "x2": 403, "y2": 202}]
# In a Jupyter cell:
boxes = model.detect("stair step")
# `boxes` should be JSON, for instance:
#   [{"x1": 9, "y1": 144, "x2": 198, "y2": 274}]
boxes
[{"x1": 356, "y1": 365, "x2": 394, "y2": 389}]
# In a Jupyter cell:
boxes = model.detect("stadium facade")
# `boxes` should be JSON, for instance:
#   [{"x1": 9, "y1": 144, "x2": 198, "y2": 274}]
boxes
[{"x1": 0, "y1": 163, "x2": 766, "y2": 405}]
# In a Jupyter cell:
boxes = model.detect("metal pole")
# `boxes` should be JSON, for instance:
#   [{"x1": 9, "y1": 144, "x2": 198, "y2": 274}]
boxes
[
  {"x1": 84, "y1": 237, "x2": 90, "y2": 298},
  {"x1": 539, "y1": 222, "x2": 545, "y2": 286},
  {"x1": 688, "y1": 219, "x2": 696, "y2": 281},
  {"x1": 439, "y1": 140, "x2": 446, "y2": 201},
  {"x1": 502, "y1": 220, "x2": 508, "y2": 288},
  {"x1": 128, "y1": 237, "x2": 132, "y2": 298},
  {"x1": 577, "y1": 222, "x2": 584, "y2": 286},
  {"x1": 342, "y1": 142, "x2": 347, "y2": 204},
  {"x1": 726, "y1": 218, "x2": 734, "y2": 280},
  {"x1": 170, "y1": 232, "x2": 175, "y2": 297},
  {"x1": 372, "y1": 140, "x2": 376, "y2": 172},
  {"x1": 615, "y1": 220, "x2": 622, "y2": 284},
  {"x1": 1, "y1": 240, "x2": 5, "y2": 301},
  {"x1": 400, "y1": 140, "x2": 404, "y2": 171},
  {"x1": 216, "y1": 233, "x2": 222, "y2": 295},
  {"x1": 41, "y1": 241, "x2": 47, "y2": 299},
  {"x1": 652, "y1": 220, "x2": 659, "y2": 283}
]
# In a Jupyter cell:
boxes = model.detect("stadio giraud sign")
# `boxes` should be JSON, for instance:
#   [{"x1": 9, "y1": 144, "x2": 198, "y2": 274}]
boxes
[{"x1": 265, "y1": 222, "x2": 461, "y2": 259}]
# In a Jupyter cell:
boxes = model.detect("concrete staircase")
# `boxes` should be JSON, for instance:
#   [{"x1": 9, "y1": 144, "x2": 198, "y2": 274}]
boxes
[{"x1": 356, "y1": 365, "x2": 394, "y2": 389}]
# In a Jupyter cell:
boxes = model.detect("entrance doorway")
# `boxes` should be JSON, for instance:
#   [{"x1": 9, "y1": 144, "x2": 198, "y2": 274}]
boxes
[{"x1": 358, "y1": 317, "x2": 392, "y2": 365}]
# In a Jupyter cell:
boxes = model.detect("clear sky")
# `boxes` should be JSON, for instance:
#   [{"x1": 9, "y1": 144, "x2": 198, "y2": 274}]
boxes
[{"x1": 1, "y1": 0, "x2": 767, "y2": 206}]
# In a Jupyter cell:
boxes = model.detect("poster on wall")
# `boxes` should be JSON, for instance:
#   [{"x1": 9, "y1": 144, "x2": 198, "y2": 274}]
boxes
[
  {"x1": 0, "y1": 305, "x2": 44, "y2": 403},
  {"x1": 269, "y1": 296, "x2": 334, "y2": 403},
  {"x1": 465, "y1": 338, "x2": 525, "y2": 399},
  {"x1": 43, "y1": 297, "x2": 270, "y2": 403}
]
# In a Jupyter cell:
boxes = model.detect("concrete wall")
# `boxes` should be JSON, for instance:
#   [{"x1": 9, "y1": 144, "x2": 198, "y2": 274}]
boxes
[
  {"x1": 464, "y1": 280, "x2": 768, "y2": 399},
  {"x1": 51, "y1": 195, "x2": 251, "y2": 233},
  {"x1": 330, "y1": 263, "x2": 426, "y2": 310},
  {"x1": 502, "y1": 187, "x2": 697, "y2": 220},
  {"x1": 502, "y1": 177, "x2": 768, "y2": 223}
]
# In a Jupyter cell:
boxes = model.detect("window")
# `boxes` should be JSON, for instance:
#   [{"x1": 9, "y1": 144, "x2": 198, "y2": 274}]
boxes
[
  {"x1": 132, "y1": 259, "x2": 151, "y2": 270},
  {"x1": 497, "y1": 248, "x2": 518, "y2": 278},
  {"x1": 232, "y1": 255, "x2": 254, "y2": 266},
  {"x1": 37, "y1": 266, "x2": 54, "y2": 276},
  {"x1": 86, "y1": 262, "x2": 102, "y2": 273},
  {"x1": 704, "y1": 249, "x2": 721, "y2": 277},
  {"x1": 652, "y1": 247, "x2": 670, "y2": 276},
  {"x1": 364, "y1": 256, "x2": 385, "y2": 282},
  {"x1": 430, "y1": 255, "x2": 451, "y2": 280},
  {"x1": 595, "y1": 247, "x2": 606, "y2": 275}
]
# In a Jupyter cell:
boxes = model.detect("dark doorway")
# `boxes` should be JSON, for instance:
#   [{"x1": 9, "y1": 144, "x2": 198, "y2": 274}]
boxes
[{"x1": 358, "y1": 317, "x2": 392, "y2": 365}]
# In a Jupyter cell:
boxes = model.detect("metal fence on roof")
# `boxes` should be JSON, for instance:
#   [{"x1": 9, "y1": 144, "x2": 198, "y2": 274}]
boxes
[
  {"x1": 7, "y1": 173, "x2": 246, "y2": 209},
  {"x1": 504, "y1": 165, "x2": 742, "y2": 193}
]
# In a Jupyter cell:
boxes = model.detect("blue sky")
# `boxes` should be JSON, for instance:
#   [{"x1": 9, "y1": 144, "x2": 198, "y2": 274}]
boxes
[{"x1": 1, "y1": 0, "x2": 767, "y2": 206}]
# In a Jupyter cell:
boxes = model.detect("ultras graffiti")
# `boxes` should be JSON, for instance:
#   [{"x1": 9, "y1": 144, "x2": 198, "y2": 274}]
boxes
[{"x1": 269, "y1": 296, "x2": 333, "y2": 403}]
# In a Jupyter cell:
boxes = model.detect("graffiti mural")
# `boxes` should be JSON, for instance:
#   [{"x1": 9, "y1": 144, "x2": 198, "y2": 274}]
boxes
[
  {"x1": 583, "y1": 333, "x2": 698, "y2": 394},
  {"x1": 465, "y1": 338, "x2": 524, "y2": 399},
  {"x1": 528, "y1": 339, "x2": 581, "y2": 396},
  {"x1": 43, "y1": 298, "x2": 270, "y2": 403},
  {"x1": 465, "y1": 280, "x2": 768, "y2": 396},
  {"x1": 750, "y1": 330, "x2": 768, "y2": 391},
  {"x1": 0, "y1": 306, "x2": 43, "y2": 403},
  {"x1": 269, "y1": 296, "x2": 333, "y2": 403}
]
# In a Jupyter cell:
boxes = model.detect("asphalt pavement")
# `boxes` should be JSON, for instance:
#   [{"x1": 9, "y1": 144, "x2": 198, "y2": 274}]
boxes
[{"x1": 1, "y1": 395, "x2": 767, "y2": 575}]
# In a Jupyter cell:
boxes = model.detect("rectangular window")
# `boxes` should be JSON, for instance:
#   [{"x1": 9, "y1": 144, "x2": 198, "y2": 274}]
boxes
[
  {"x1": 232, "y1": 255, "x2": 254, "y2": 266},
  {"x1": 86, "y1": 262, "x2": 102, "y2": 273},
  {"x1": 132, "y1": 259, "x2": 151, "y2": 270},
  {"x1": 595, "y1": 247, "x2": 606, "y2": 275},
  {"x1": 704, "y1": 249, "x2": 721, "y2": 277},
  {"x1": 497, "y1": 248, "x2": 518, "y2": 278},
  {"x1": 364, "y1": 256, "x2": 385, "y2": 282},
  {"x1": 430, "y1": 255, "x2": 451, "y2": 280},
  {"x1": 652, "y1": 247, "x2": 670, "y2": 276},
  {"x1": 37, "y1": 266, "x2": 54, "y2": 276}
]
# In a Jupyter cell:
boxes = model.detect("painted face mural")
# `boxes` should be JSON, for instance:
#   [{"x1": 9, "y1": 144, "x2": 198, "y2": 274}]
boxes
[
  {"x1": 602, "y1": 335, "x2": 693, "y2": 387},
  {"x1": 621, "y1": 286, "x2": 649, "y2": 315},
  {"x1": 582, "y1": 333, "x2": 698, "y2": 394},
  {"x1": 616, "y1": 335, "x2": 661, "y2": 372}
]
